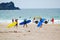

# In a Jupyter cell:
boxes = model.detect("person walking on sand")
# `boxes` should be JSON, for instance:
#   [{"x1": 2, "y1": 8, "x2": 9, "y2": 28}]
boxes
[
  {"x1": 33, "y1": 17, "x2": 38, "y2": 24},
  {"x1": 15, "y1": 19, "x2": 18, "y2": 27},
  {"x1": 33, "y1": 17, "x2": 35, "y2": 22},
  {"x1": 39, "y1": 17, "x2": 43, "y2": 28},
  {"x1": 23, "y1": 19, "x2": 27, "y2": 28},
  {"x1": 13, "y1": 19, "x2": 18, "y2": 33},
  {"x1": 12, "y1": 19, "x2": 14, "y2": 22},
  {"x1": 51, "y1": 18, "x2": 54, "y2": 24}
]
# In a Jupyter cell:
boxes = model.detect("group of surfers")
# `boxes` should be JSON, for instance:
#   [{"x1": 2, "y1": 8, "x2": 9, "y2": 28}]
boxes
[
  {"x1": 10, "y1": 17, "x2": 54, "y2": 33},
  {"x1": 12, "y1": 17, "x2": 54, "y2": 28}
]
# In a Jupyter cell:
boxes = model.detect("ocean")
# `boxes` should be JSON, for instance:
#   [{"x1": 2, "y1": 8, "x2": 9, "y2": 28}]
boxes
[{"x1": 0, "y1": 8, "x2": 60, "y2": 24}]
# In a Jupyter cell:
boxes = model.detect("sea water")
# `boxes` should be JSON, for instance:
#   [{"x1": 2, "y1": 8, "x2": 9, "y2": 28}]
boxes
[{"x1": 0, "y1": 8, "x2": 60, "y2": 24}]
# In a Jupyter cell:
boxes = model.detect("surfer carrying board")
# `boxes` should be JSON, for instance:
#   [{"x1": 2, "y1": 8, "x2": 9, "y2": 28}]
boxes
[
  {"x1": 37, "y1": 17, "x2": 45, "y2": 29},
  {"x1": 39, "y1": 18, "x2": 43, "y2": 28},
  {"x1": 23, "y1": 19, "x2": 27, "y2": 28},
  {"x1": 33, "y1": 17, "x2": 38, "y2": 24},
  {"x1": 19, "y1": 19, "x2": 31, "y2": 28},
  {"x1": 15, "y1": 19, "x2": 18, "y2": 27}
]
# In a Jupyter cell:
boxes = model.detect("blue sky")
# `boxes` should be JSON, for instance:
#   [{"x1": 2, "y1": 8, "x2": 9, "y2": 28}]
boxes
[{"x1": 0, "y1": 0, "x2": 60, "y2": 9}]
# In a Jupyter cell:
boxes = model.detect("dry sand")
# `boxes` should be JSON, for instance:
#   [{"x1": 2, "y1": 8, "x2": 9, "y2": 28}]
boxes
[{"x1": 0, "y1": 23, "x2": 60, "y2": 40}]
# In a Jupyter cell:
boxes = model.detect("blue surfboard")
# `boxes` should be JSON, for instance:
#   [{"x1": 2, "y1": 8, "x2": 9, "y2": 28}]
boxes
[
  {"x1": 19, "y1": 20, "x2": 31, "y2": 25},
  {"x1": 37, "y1": 18, "x2": 45, "y2": 27}
]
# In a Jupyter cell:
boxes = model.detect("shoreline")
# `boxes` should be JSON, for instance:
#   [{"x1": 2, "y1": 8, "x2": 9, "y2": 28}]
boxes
[{"x1": 0, "y1": 19, "x2": 60, "y2": 24}]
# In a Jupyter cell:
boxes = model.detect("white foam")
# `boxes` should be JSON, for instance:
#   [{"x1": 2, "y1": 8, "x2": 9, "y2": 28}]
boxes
[
  {"x1": 48, "y1": 20, "x2": 60, "y2": 24},
  {"x1": 0, "y1": 20, "x2": 23, "y2": 23},
  {"x1": 0, "y1": 20, "x2": 60, "y2": 24},
  {"x1": 0, "y1": 20, "x2": 11, "y2": 23},
  {"x1": 54, "y1": 20, "x2": 60, "y2": 24}
]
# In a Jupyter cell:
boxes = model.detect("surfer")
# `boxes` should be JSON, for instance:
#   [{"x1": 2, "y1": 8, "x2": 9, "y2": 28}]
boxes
[
  {"x1": 23, "y1": 19, "x2": 27, "y2": 28},
  {"x1": 51, "y1": 18, "x2": 54, "y2": 24},
  {"x1": 12, "y1": 19, "x2": 14, "y2": 22},
  {"x1": 33, "y1": 17, "x2": 35, "y2": 22},
  {"x1": 33, "y1": 17, "x2": 38, "y2": 24},
  {"x1": 14, "y1": 19, "x2": 18, "y2": 33},
  {"x1": 20, "y1": 19, "x2": 31, "y2": 28},
  {"x1": 39, "y1": 18, "x2": 43, "y2": 28},
  {"x1": 15, "y1": 19, "x2": 18, "y2": 27}
]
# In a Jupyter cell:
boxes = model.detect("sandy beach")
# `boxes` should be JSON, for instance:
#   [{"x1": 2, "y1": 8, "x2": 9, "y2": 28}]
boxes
[{"x1": 0, "y1": 22, "x2": 60, "y2": 40}]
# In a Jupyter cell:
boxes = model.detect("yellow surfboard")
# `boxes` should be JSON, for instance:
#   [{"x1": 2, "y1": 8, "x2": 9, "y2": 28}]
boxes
[{"x1": 7, "y1": 22, "x2": 17, "y2": 28}]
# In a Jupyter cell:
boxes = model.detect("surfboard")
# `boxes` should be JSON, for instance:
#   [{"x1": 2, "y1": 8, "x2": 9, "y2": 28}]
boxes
[
  {"x1": 19, "y1": 20, "x2": 31, "y2": 25},
  {"x1": 37, "y1": 18, "x2": 45, "y2": 27},
  {"x1": 7, "y1": 22, "x2": 17, "y2": 28}
]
